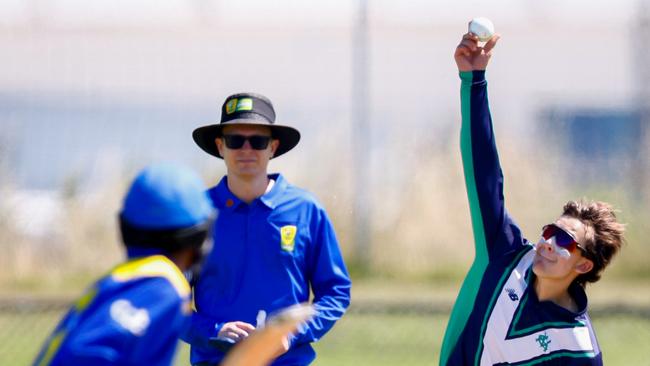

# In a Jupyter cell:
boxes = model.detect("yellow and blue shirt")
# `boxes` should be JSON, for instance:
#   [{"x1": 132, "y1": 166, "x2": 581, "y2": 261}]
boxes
[
  {"x1": 440, "y1": 71, "x2": 602, "y2": 365},
  {"x1": 183, "y1": 173, "x2": 351, "y2": 366},
  {"x1": 33, "y1": 255, "x2": 191, "y2": 366}
]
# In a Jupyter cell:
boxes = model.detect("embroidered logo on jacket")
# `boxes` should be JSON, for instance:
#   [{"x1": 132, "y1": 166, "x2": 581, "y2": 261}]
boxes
[
  {"x1": 280, "y1": 225, "x2": 297, "y2": 252},
  {"x1": 535, "y1": 332, "x2": 552, "y2": 352}
]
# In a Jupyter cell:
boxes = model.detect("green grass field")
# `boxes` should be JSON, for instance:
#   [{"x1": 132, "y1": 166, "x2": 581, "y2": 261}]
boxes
[
  {"x1": 3, "y1": 311, "x2": 649, "y2": 365},
  {"x1": 311, "y1": 313, "x2": 650, "y2": 365},
  {"x1": 4, "y1": 278, "x2": 648, "y2": 365}
]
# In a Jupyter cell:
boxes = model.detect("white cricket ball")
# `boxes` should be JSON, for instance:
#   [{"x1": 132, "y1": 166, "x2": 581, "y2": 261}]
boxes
[{"x1": 468, "y1": 17, "x2": 495, "y2": 42}]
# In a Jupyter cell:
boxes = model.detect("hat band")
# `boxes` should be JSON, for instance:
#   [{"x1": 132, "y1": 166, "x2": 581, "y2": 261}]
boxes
[{"x1": 221, "y1": 111, "x2": 273, "y2": 124}]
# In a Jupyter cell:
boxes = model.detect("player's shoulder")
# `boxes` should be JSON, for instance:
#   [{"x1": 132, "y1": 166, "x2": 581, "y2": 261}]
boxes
[
  {"x1": 109, "y1": 255, "x2": 191, "y2": 299},
  {"x1": 107, "y1": 265, "x2": 192, "y2": 319},
  {"x1": 97, "y1": 277, "x2": 190, "y2": 340}
]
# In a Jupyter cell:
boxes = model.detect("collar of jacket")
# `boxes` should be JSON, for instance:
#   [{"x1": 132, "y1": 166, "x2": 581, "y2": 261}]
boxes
[{"x1": 211, "y1": 173, "x2": 287, "y2": 210}]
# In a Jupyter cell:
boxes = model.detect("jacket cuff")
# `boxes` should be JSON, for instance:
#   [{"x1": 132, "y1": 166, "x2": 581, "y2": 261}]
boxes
[
  {"x1": 459, "y1": 70, "x2": 486, "y2": 83},
  {"x1": 214, "y1": 322, "x2": 223, "y2": 337}
]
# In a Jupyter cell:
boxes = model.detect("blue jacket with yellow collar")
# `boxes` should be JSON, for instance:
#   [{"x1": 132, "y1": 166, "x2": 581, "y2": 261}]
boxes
[{"x1": 33, "y1": 255, "x2": 191, "y2": 366}]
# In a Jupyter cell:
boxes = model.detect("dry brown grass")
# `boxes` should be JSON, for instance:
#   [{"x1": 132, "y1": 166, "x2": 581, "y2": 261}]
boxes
[
  {"x1": 0, "y1": 182, "x2": 123, "y2": 291},
  {"x1": 1, "y1": 132, "x2": 648, "y2": 291}
]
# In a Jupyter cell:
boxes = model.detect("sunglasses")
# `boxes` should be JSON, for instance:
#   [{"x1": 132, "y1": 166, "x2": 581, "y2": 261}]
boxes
[
  {"x1": 541, "y1": 224, "x2": 586, "y2": 253},
  {"x1": 222, "y1": 134, "x2": 272, "y2": 150}
]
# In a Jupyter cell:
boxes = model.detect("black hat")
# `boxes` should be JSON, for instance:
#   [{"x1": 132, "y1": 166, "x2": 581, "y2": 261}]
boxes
[{"x1": 193, "y1": 92, "x2": 300, "y2": 159}]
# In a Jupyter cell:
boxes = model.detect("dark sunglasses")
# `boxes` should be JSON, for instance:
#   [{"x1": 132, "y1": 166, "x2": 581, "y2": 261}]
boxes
[
  {"x1": 222, "y1": 134, "x2": 272, "y2": 150},
  {"x1": 541, "y1": 224, "x2": 586, "y2": 253}
]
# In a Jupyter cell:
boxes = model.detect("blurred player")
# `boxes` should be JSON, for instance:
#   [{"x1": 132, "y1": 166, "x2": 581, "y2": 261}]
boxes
[
  {"x1": 184, "y1": 92, "x2": 351, "y2": 365},
  {"x1": 33, "y1": 162, "x2": 215, "y2": 366},
  {"x1": 439, "y1": 29, "x2": 626, "y2": 365}
]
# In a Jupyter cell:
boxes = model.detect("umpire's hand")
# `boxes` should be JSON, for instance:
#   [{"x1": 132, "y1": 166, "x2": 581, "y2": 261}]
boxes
[{"x1": 218, "y1": 321, "x2": 256, "y2": 343}]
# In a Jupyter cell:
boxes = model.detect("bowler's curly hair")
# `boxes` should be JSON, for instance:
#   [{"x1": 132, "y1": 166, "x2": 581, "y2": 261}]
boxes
[{"x1": 562, "y1": 200, "x2": 626, "y2": 286}]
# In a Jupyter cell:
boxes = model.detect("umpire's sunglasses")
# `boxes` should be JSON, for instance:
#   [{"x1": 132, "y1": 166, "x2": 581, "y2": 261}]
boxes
[
  {"x1": 222, "y1": 134, "x2": 272, "y2": 150},
  {"x1": 541, "y1": 224, "x2": 586, "y2": 253}
]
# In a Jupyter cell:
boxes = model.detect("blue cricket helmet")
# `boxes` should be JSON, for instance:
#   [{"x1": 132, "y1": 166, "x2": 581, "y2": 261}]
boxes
[
  {"x1": 121, "y1": 162, "x2": 213, "y2": 230},
  {"x1": 119, "y1": 163, "x2": 215, "y2": 254}
]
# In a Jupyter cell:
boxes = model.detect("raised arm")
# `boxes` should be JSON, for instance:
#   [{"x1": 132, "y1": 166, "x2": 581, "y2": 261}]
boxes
[
  {"x1": 441, "y1": 29, "x2": 528, "y2": 366},
  {"x1": 455, "y1": 33, "x2": 521, "y2": 260}
]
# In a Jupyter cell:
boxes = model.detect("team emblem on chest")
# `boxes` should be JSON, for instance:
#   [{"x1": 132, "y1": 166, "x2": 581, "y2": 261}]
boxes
[
  {"x1": 280, "y1": 225, "x2": 297, "y2": 252},
  {"x1": 535, "y1": 332, "x2": 552, "y2": 352}
]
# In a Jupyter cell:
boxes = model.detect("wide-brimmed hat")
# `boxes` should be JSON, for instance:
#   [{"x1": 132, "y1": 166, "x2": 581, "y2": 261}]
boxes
[{"x1": 193, "y1": 92, "x2": 300, "y2": 159}]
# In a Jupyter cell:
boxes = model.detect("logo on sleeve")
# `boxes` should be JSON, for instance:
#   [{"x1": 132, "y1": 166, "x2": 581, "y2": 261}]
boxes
[
  {"x1": 110, "y1": 299, "x2": 150, "y2": 336},
  {"x1": 280, "y1": 225, "x2": 297, "y2": 252}
]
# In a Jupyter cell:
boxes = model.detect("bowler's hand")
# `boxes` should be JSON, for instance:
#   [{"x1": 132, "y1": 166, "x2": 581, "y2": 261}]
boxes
[
  {"x1": 454, "y1": 31, "x2": 500, "y2": 72},
  {"x1": 218, "y1": 321, "x2": 256, "y2": 343}
]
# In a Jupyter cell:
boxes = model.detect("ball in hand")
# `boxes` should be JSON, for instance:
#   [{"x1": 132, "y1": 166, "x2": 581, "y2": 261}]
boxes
[{"x1": 469, "y1": 17, "x2": 495, "y2": 42}]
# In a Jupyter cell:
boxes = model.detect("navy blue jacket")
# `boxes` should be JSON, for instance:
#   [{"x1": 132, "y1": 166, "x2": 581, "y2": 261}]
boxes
[{"x1": 439, "y1": 71, "x2": 602, "y2": 365}]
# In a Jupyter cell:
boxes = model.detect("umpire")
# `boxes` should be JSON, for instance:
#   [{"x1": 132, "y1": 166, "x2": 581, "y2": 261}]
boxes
[{"x1": 183, "y1": 92, "x2": 351, "y2": 365}]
